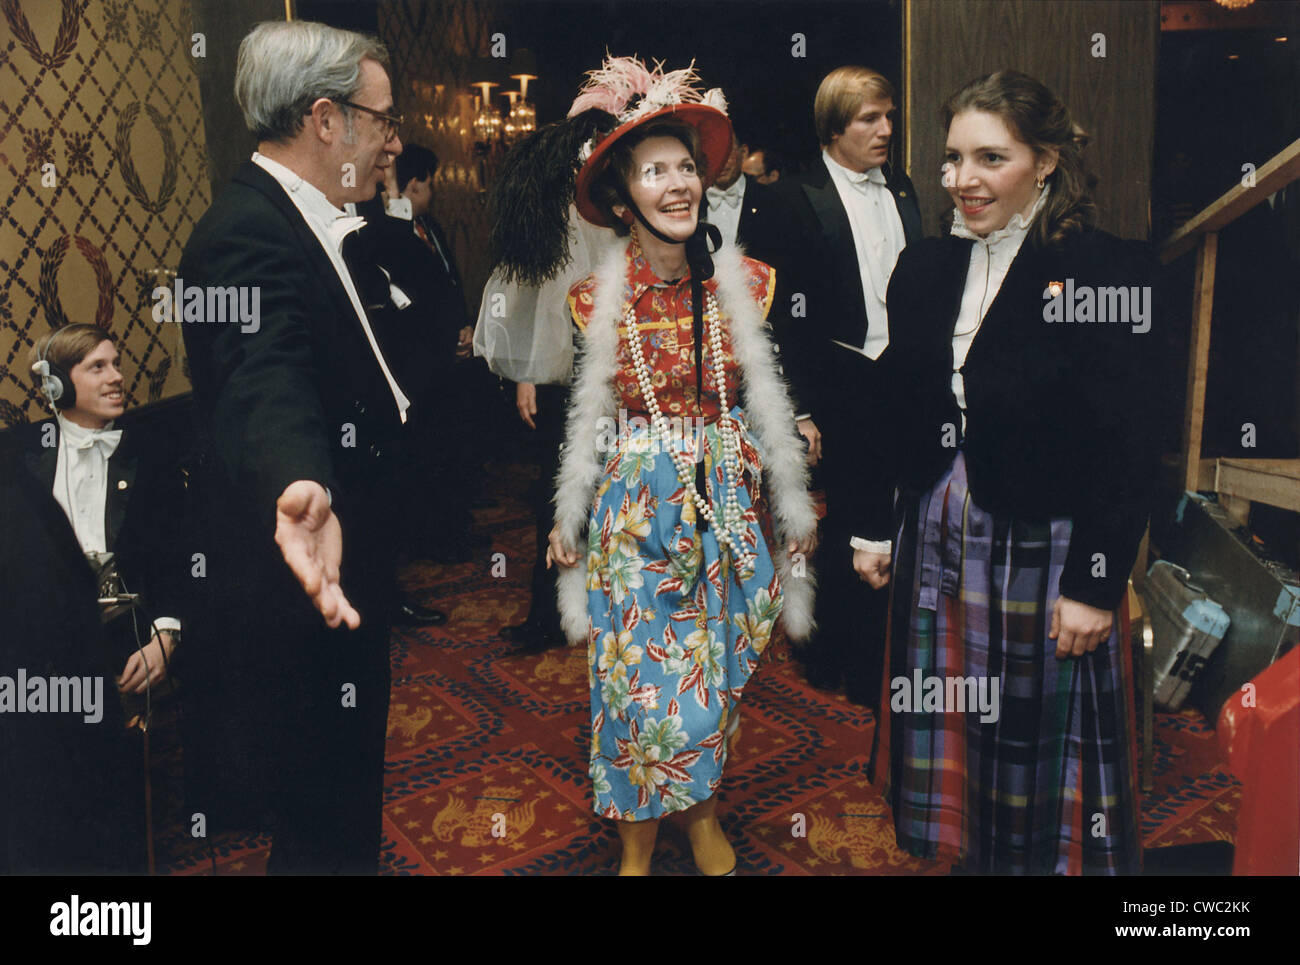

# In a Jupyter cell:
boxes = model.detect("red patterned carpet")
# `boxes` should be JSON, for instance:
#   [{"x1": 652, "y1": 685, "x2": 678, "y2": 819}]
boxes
[{"x1": 158, "y1": 458, "x2": 1240, "y2": 875}]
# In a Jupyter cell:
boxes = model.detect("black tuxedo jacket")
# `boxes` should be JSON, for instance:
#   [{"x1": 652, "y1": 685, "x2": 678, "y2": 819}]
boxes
[
  {"x1": 752, "y1": 157, "x2": 923, "y2": 421},
  {"x1": 0, "y1": 430, "x2": 141, "y2": 873},
  {"x1": 345, "y1": 197, "x2": 466, "y2": 407},
  {"x1": 6, "y1": 417, "x2": 186, "y2": 627},
  {"x1": 179, "y1": 161, "x2": 404, "y2": 603},
  {"x1": 178, "y1": 160, "x2": 402, "y2": 829},
  {"x1": 416, "y1": 213, "x2": 469, "y2": 330},
  {"x1": 882, "y1": 227, "x2": 1161, "y2": 611}
]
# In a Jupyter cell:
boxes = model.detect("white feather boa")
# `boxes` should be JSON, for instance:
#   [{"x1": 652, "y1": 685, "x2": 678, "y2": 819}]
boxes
[{"x1": 553, "y1": 238, "x2": 817, "y2": 644}]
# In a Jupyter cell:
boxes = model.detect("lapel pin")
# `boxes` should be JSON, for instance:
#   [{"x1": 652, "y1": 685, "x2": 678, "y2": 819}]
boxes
[
  {"x1": 117, "y1": 479, "x2": 128, "y2": 490},
  {"x1": 1047, "y1": 280, "x2": 1064, "y2": 298}
]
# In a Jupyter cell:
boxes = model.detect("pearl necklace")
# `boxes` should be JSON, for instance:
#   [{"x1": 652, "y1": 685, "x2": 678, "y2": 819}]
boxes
[{"x1": 622, "y1": 290, "x2": 755, "y2": 572}]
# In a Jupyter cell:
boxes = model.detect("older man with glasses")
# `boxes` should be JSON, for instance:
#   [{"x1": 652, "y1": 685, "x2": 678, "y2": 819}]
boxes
[{"x1": 179, "y1": 19, "x2": 409, "y2": 875}]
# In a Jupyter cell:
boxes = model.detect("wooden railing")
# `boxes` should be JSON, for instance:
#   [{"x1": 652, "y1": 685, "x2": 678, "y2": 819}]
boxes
[{"x1": 1158, "y1": 137, "x2": 1300, "y2": 522}]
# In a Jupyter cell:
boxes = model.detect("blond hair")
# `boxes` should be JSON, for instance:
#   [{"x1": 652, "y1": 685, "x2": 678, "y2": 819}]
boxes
[
  {"x1": 28, "y1": 324, "x2": 113, "y2": 380},
  {"x1": 814, "y1": 66, "x2": 895, "y2": 146}
]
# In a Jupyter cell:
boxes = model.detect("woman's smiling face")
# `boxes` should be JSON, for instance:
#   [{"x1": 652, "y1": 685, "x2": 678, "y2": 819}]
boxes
[
  {"x1": 622, "y1": 135, "x2": 702, "y2": 243},
  {"x1": 943, "y1": 109, "x2": 1055, "y2": 236}
]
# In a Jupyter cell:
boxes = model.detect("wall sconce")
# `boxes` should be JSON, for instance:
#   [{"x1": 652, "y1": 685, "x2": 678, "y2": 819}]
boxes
[
  {"x1": 504, "y1": 89, "x2": 537, "y2": 145},
  {"x1": 470, "y1": 49, "x2": 540, "y2": 152},
  {"x1": 509, "y1": 48, "x2": 538, "y2": 145},
  {"x1": 471, "y1": 81, "x2": 501, "y2": 155},
  {"x1": 469, "y1": 49, "x2": 541, "y2": 193}
]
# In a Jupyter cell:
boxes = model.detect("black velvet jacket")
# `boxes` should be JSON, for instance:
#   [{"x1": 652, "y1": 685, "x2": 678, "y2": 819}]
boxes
[{"x1": 882, "y1": 226, "x2": 1161, "y2": 611}]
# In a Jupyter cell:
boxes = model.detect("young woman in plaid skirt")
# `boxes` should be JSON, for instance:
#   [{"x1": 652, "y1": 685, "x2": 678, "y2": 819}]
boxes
[{"x1": 867, "y1": 71, "x2": 1158, "y2": 874}]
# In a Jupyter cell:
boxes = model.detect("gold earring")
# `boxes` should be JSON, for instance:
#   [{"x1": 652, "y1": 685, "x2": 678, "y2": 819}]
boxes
[{"x1": 1036, "y1": 173, "x2": 1045, "y2": 189}]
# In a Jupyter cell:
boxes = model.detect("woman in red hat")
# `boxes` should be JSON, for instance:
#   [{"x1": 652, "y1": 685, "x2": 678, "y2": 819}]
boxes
[{"x1": 490, "y1": 58, "x2": 818, "y2": 875}]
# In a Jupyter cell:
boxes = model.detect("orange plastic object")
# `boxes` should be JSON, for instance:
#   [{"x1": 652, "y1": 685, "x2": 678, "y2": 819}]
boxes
[{"x1": 1217, "y1": 647, "x2": 1300, "y2": 876}]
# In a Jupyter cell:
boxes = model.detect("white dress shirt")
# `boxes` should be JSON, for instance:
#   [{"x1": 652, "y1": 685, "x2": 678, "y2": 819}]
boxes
[
  {"x1": 823, "y1": 151, "x2": 905, "y2": 361},
  {"x1": 948, "y1": 186, "x2": 1050, "y2": 425},
  {"x1": 53, "y1": 414, "x2": 180, "y2": 633},
  {"x1": 705, "y1": 173, "x2": 746, "y2": 248},
  {"x1": 53, "y1": 413, "x2": 116, "y2": 555},
  {"x1": 251, "y1": 153, "x2": 410, "y2": 423}
]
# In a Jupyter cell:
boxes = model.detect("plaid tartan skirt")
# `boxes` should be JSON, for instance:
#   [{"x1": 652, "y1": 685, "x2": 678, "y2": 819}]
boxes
[{"x1": 871, "y1": 453, "x2": 1142, "y2": 875}]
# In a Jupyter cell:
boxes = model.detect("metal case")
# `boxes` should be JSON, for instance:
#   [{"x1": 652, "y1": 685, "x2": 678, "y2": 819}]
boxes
[
  {"x1": 1146, "y1": 560, "x2": 1230, "y2": 711},
  {"x1": 1152, "y1": 492, "x2": 1299, "y2": 719}
]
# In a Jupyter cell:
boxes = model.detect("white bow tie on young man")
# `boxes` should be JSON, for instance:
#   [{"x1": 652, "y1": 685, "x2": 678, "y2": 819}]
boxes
[
  {"x1": 845, "y1": 167, "x2": 888, "y2": 190},
  {"x1": 59, "y1": 416, "x2": 122, "y2": 459}
]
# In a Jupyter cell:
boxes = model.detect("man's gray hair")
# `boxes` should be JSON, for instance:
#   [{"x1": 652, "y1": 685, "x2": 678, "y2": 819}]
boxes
[{"x1": 235, "y1": 20, "x2": 391, "y2": 143}]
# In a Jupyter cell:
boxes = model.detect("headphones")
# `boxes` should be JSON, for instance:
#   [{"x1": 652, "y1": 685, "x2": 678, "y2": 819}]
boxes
[{"x1": 31, "y1": 335, "x2": 75, "y2": 410}]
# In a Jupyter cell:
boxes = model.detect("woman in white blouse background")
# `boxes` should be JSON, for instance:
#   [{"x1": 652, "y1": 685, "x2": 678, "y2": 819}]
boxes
[{"x1": 868, "y1": 71, "x2": 1159, "y2": 875}]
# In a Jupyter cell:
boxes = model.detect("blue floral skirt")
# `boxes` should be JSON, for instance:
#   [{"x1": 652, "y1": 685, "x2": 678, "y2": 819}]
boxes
[{"x1": 583, "y1": 408, "x2": 784, "y2": 821}]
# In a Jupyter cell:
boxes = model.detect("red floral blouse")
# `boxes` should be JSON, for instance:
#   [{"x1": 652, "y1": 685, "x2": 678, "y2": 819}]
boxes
[{"x1": 567, "y1": 237, "x2": 776, "y2": 424}]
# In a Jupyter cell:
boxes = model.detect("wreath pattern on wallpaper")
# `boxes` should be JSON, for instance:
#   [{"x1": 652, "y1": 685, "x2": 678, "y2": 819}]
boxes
[
  {"x1": 0, "y1": 0, "x2": 211, "y2": 426},
  {"x1": 38, "y1": 234, "x2": 115, "y2": 330},
  {"x1": 115, "y1": 101, "x2": 179, "y2": 214},
  {"x1": 1, "y1": 0, "x2": 84, "y2": 72}
]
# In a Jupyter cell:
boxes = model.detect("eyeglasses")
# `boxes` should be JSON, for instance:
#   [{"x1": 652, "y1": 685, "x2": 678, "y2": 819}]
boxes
[{"x1": 333, "y1": 99, "x2": 404, "y2": 142}]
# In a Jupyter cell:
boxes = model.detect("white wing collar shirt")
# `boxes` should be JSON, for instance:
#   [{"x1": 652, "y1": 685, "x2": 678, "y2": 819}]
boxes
[
  {"x1": 53, "y1": 412, "x2": 119, "y2": 555},
  {"x1": 251, "y1": 152, "x2": 410, "y2": 423},
  {"x1": 705, "y1": 172, "x2": 746, "y2": 248},
  {"x1": 823, "y1": 150, "x2": 906, "y2": 361}
]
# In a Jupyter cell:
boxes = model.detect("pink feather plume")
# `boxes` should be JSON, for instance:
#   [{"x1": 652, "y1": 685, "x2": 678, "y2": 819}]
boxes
[{"x1": 567, "y1": 55, "x2": 704, "y2": 118}]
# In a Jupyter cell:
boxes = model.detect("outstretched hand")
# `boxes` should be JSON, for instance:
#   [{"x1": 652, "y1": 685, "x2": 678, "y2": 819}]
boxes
[{"x1": 274, "y1": 480, "x2": 361, "y2": 630}]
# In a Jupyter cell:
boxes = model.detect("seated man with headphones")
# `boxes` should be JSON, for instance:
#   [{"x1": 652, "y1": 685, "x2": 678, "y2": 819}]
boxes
[{"x1": 20, "y1": 324, "x2": 186, "y2": 715}]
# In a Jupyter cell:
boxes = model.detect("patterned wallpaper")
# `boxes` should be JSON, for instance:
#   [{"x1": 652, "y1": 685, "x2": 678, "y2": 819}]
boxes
[
  {"x1": 377, "y1": 0, "x2": 500, "y2": 311},
  {"x1": 0, "y1": 0, "x2": 211, "y2": 426}
]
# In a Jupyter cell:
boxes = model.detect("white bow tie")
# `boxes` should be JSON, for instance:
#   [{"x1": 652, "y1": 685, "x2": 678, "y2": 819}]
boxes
[
  {"x1": 708, "y1": 184, "x2": 743, "y2": 209},
  {"x1": 847, "y1": 167, "x2": 888, "y2": 189},
  {"x1": 60, "y1": 420, "x2": 121, "y2": 458}
]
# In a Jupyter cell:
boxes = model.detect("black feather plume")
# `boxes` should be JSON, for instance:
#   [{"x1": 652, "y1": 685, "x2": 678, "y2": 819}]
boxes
[{"x1": 488, "y1": 108, "x2": 617, "y2": 286}]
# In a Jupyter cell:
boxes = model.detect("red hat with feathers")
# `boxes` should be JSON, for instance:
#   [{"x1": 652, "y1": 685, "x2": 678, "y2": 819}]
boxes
[
  {"x1": 569, "y1": 56, "x2": 733, "y2": 227},
  {"x1": 487, "y1": 55, "x2": 732, "y2": 286}
]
